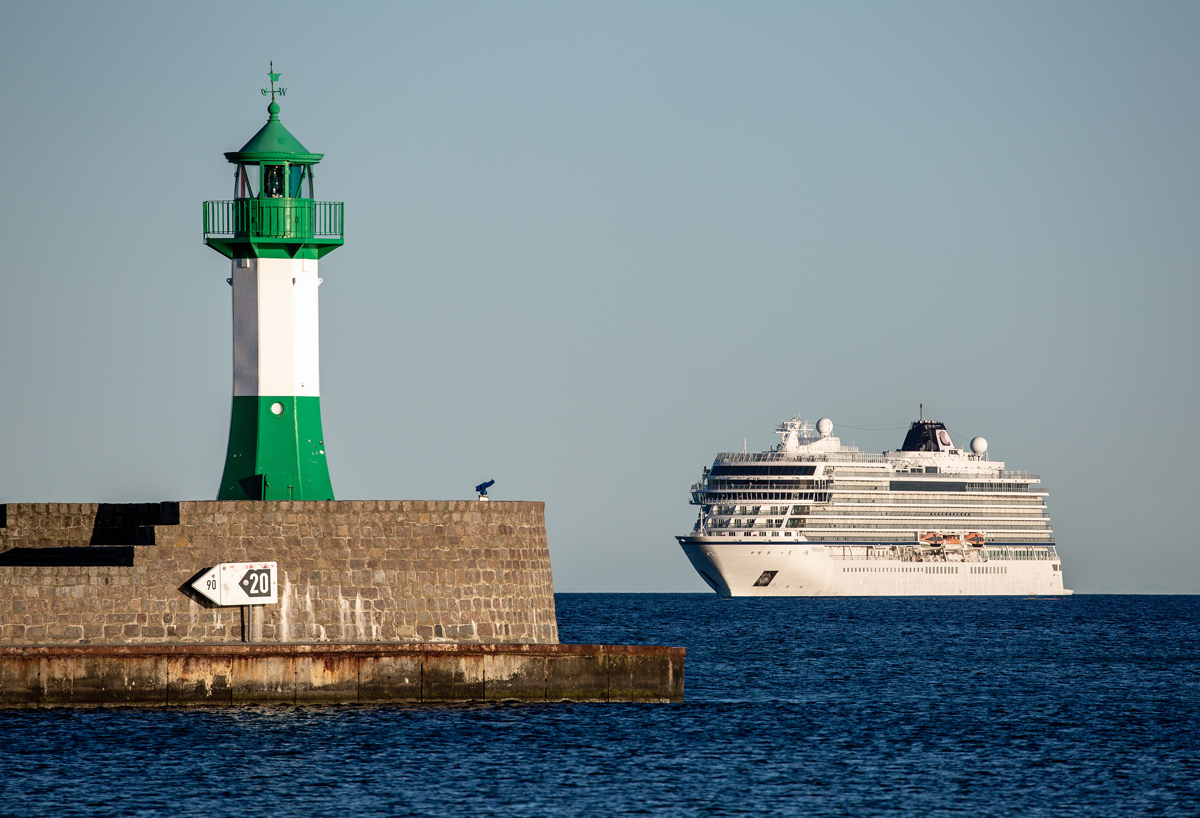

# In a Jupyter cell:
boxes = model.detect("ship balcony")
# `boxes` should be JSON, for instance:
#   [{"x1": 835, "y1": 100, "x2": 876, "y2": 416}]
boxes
[{"x1": 203, "y1": 199, "x2": 344, "y2": 258}]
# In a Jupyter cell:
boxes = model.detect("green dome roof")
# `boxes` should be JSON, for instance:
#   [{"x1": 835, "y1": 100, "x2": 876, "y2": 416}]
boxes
[{"x1": 224, "y1": 101, "x2": 323, "y2": 164}]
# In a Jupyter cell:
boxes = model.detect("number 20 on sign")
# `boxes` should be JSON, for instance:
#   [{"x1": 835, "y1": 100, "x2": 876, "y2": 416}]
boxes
[{"x1": 191, "y1": 562, "x2": 278, "y2": 606}]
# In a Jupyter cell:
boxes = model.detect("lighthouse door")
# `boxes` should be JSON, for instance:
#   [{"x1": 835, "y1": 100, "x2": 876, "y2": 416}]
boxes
[{"x1": 262, "y1": 472, "x2": 299, "y2": 501}]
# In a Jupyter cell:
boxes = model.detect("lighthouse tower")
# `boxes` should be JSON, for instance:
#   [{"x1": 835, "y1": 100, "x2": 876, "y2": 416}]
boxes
[{"x1": 203, "y1": 67, "x2": 343, "y2": 501}]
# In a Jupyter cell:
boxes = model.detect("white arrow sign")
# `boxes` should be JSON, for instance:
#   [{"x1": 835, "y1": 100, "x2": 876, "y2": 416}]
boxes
[{"x1": 191, "y1": 562, "x2": 278, "y2": 606}]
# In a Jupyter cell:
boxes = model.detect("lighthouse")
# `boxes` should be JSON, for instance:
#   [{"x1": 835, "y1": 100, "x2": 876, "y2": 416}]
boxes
[{"x1": 202, "y1": 66, "x2": 343, "y2": 501}]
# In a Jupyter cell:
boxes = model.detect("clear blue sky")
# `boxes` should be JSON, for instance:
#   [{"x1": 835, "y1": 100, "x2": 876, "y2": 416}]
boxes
[{"x1": 1, "y1": 2, "x2": 1197, "y2": 592}]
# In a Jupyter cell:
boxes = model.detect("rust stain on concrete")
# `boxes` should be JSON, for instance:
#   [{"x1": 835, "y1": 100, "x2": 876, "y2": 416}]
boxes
[{"x1": 0, "y1": 643, "x2": 684, "y2": 707}]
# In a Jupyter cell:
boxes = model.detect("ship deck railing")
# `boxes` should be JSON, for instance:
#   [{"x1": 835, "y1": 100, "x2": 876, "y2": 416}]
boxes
[
  {"x1": 821, "y1": 545, "x2": 1058, "y2": 561},
  {"x1": 710, "y1": 451, "x2": 1039, "y2": 478},
  {"x1": 715, "y1": 451, "x2": 883, "y2": 463},
  {"x1": 693, "y1": 485, "x2": 1047, "y2": 497}
]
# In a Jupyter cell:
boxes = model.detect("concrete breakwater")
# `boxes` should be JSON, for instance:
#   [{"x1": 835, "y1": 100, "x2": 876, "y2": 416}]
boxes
[
  {"x1": 0, "y1": 501, "x2": 558, "y2": 645},
  {"x1": 0, "y1": 642, "x2": 685, "y2": 706}
]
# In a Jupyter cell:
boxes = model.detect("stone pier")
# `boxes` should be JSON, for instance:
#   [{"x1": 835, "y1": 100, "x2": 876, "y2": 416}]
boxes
[
  {"x1": 0, "y1": 501, "x2": 558, "y2": 645},
  {"x1": 0, "y1": 501, "x2": 684, "y2": 705}
]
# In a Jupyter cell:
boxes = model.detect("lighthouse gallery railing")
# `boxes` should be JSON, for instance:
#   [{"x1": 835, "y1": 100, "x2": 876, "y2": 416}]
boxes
[{"x1": 203, "y1": 199, "x2": 344, "y2": 240}]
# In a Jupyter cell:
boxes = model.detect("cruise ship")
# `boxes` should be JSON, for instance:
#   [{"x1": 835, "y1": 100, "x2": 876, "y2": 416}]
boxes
[{"x1": 677, "y1": 414, "x2": 1070, "y2": 597}]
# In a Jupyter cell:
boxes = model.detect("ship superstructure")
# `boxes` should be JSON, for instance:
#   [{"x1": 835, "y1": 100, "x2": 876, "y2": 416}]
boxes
[{"x1": 677, "y1": 414, "x2": 1070, "y2": 597}]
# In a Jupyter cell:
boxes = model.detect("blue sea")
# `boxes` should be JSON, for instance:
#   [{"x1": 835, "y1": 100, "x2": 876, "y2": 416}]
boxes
[{"x1": 2, "y1": 594, "x2": 1197, "y2": 817}]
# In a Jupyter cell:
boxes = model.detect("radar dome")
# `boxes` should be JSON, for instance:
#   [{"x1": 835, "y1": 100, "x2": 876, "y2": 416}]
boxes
[
  {"x1": 970, "y1": 437, "x2": 988, "y2": 455},
  {"x1": 817, "y1": 418, "x2": 833, "y2": 436}
]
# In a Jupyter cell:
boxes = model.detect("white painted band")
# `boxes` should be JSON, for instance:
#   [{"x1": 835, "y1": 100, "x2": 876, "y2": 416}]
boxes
[{"x1": 231, "y1": 257, "x2": 321, "y2": 397}]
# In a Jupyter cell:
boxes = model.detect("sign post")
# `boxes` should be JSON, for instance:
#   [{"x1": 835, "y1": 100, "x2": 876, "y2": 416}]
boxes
[{"x1": 191, "y1": 562, "x2": 278, "y2": 643}]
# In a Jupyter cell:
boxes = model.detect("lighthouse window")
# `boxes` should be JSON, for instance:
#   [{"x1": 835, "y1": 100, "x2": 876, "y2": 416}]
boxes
[
  {"x1": 236, "y1": 164, "x2": 257, "y2": 198},
  {"x1": 289, "y1": 165, "x2": 305, "y2": 198},
  {"x1": 263, "y1": 164, "x2": 285, "y2": 197}
]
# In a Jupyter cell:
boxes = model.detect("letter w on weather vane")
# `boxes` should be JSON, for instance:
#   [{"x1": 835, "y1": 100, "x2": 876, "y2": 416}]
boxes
[{"x1": 261, "y1": 60, "x2": 287, "y2": 99}]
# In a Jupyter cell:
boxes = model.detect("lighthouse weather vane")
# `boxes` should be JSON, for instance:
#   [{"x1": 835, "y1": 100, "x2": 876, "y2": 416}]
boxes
[{"x1": 261, "y1": 61, "x2": 286, "y2": 100}]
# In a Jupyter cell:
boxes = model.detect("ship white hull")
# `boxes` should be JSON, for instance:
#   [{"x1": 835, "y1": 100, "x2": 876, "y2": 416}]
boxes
[{"x1": 679, "y1": 537, "x2": 1072, "y2": 598}]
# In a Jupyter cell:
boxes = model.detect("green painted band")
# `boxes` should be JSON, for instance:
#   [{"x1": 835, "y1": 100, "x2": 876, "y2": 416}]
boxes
[
  {"x1": 217, "y1": 396, "x2": 334, "y2": 501},
  {"x1": 203, "y1": 239, "x2": 342, "y2": 261}
]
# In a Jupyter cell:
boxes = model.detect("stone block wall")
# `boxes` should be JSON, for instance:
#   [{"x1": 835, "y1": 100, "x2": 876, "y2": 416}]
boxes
[{"x1": 0, "y1": 501, "x2": 558, "y2": 646}]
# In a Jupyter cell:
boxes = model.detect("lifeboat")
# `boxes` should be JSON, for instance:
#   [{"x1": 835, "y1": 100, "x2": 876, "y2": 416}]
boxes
[
  {"x1": 919, "y1": 532, "x2": 943, "y2": 546},
  {"x1": 943, "y1": 535, "x2": 963, "y2": 546},
  {"x1": 966, "y1": 532, "x2": 985, "y2": 547}
]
